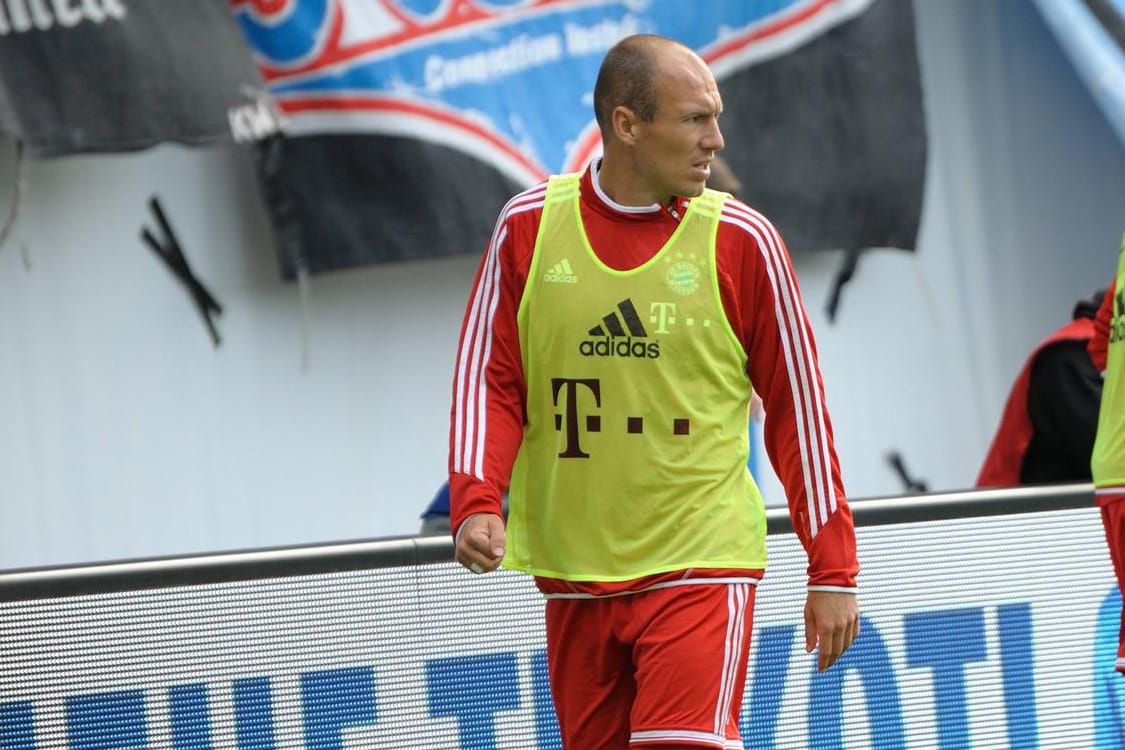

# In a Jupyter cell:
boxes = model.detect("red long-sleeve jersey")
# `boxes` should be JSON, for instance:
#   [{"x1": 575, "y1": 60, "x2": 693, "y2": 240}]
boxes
[
  {"x1": 1091, "y1": 280, "x2": 1117, "y2": 374},
  {"x1": 450, "y1": 163, "x2": 858, "y2": 591}
]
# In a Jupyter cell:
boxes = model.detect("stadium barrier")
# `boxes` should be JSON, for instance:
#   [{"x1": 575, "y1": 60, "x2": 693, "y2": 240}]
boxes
[{"x1": 0, "y1": 483, "x2": 1120, "y2": 749}]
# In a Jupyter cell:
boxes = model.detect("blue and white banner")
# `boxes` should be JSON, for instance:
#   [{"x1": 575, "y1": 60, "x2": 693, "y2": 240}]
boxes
[
  {"x1": 1031, "y1": 0, "x2": 1125, "y2": 148},
  {"x1": 237, "y1": 0, "x2": 872, "y2": 184},
  {"x1": 231, "y1": 0, "x2": 926, "y2": 278},
  {"x1": 0, "y1": 506, "x2": 1122, "y2": 748}
]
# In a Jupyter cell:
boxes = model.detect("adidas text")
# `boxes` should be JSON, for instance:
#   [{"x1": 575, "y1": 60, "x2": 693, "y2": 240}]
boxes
[
  {"x1": 544, "y1": 258, "x2": 578, "y2": 283},
  {"x1": 579, "y1": 337, "x2": 660, "y2": 359}
]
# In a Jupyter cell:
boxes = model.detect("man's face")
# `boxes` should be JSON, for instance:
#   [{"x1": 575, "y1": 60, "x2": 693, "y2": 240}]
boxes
[{"x1": 631, "y1": 54, "x2": 725, "y2": 203}]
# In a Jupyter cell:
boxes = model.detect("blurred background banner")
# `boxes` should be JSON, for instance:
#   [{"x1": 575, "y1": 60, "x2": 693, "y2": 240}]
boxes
[
  {"x1": 231, "y1": 0, "x2": 927, "y2": 280},
  {"x1": 0, "y1": 1, "x2": 262, "y2": 157},
  {"x1": 1031, "y1": 0, "x2": 1125, "y2": 149}
]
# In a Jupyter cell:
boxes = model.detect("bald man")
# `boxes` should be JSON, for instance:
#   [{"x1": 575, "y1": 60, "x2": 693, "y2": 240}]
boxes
[{"x1": 449, "y1": 34, "x2": 859, "y2": 749}]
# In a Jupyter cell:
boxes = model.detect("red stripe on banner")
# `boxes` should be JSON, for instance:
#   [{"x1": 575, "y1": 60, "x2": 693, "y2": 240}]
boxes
[
  {"x1": 702, "y1": 0, "x2": 841, "y2": 62},
  {"x1": 278, "y1": 95, "x2": 548, "y2": 182},
  {"x1": 326, "y1": 0, "x2": 344, "y2": 54},
  {"x1": 250, "y1": 0, "x2": 290, "y2": 14}
]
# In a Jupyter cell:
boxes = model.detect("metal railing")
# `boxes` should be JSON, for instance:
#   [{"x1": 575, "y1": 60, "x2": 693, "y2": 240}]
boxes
[{"x1": 0, "y1": 482, "x2": 1095, "y2": 602}]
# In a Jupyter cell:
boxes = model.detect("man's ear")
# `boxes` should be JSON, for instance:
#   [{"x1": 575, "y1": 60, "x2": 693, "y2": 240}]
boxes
[{"x1": 612, "y1": 105, "x2": 639, "y2": 145}]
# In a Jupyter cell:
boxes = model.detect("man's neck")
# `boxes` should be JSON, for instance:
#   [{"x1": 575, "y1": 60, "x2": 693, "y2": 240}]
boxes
[{"x1": 592, "y1": 158, "x2": 664, "y2": 213}]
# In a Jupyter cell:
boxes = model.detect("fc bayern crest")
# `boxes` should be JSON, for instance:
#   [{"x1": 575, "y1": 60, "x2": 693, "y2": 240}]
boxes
[{"x1": 665, "y1": 253, "x2": 703, "y2": 296}]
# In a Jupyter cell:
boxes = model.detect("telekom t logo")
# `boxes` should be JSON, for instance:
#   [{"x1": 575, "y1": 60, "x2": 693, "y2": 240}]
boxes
[
  {"x1": 551, "y1": 377, "x2": 691, "y2": 459},
  {"x1": 649, "y1": 302, "x2": 677, "y2": 334},
  {"x1": 552, "y1": 378, "x2": 601, "y2": 458}
]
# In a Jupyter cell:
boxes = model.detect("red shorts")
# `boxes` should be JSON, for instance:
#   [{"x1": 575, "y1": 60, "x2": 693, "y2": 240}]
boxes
[
  {"x1": 544, "y1": 581, "x2": 756, "y2": 749},
  {"x1": 1101, "y1": 500, "x2": 1125, "y2": 674}
]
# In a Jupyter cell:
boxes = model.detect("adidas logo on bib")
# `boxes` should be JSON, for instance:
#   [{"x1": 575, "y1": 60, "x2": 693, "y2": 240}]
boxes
[
  {"x1": 579, "y1": 299, "x2": 661, "y2": 359},
  {"x1": 544, "y1": 258, "x2": 577, "y2": 284}
]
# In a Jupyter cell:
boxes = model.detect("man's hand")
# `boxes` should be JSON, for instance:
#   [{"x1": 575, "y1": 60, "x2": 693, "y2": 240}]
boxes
[
  {"x1": 804, "y1": 590, "x2": 859, "y2": 672},
  {"x1": 454, "y1": 513, "x2": 506, "y2": 574}
]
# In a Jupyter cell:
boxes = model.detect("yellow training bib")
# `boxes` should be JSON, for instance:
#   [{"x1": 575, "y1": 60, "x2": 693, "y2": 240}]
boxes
[{"x1": 505, "y1": 173, "x2": 768, "y2": 581}]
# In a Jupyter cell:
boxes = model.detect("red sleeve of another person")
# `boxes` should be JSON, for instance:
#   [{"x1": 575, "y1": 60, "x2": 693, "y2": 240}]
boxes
[{"x1": 1090, "y1": 280, "x2": 1116, "y2": 374}]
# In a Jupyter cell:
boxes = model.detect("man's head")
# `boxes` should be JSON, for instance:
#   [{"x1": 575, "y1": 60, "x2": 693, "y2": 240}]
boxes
[{"x1": 593, "y1": 34, "x2": 725, "y2": 206}]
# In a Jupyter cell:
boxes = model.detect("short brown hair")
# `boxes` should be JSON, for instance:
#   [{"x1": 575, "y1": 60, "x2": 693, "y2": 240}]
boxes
[{"x1": 592, "y1": 35, "x2": 664, "y2": 133}]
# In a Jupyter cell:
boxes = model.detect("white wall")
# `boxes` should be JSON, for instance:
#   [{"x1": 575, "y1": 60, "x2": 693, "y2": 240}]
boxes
[
  {"x1": 0, "y1": 143, "x2": 477, "y2": 568},
  {"x1": 1, "y1": 0, "x2": 1124, "y2": 569}
]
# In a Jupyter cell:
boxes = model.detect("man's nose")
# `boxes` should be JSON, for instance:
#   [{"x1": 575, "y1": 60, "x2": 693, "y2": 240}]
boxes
[{"x1": 703, "y1": 120, "x2": 724, "y2": 152}]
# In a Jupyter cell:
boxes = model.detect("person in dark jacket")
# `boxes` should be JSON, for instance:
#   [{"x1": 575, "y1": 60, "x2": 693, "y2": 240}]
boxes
[{"x1": 977, "y1": 290, "x2": 1105, "y2": 487}]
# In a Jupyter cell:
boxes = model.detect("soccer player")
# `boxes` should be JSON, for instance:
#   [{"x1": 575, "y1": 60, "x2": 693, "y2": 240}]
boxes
[
  {"x1": 449, "y1": 34, "x2": 859, "y2": 749},
  {"x1": 1092, "y1": 233, "x2": 1125, "y2": 674}
]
